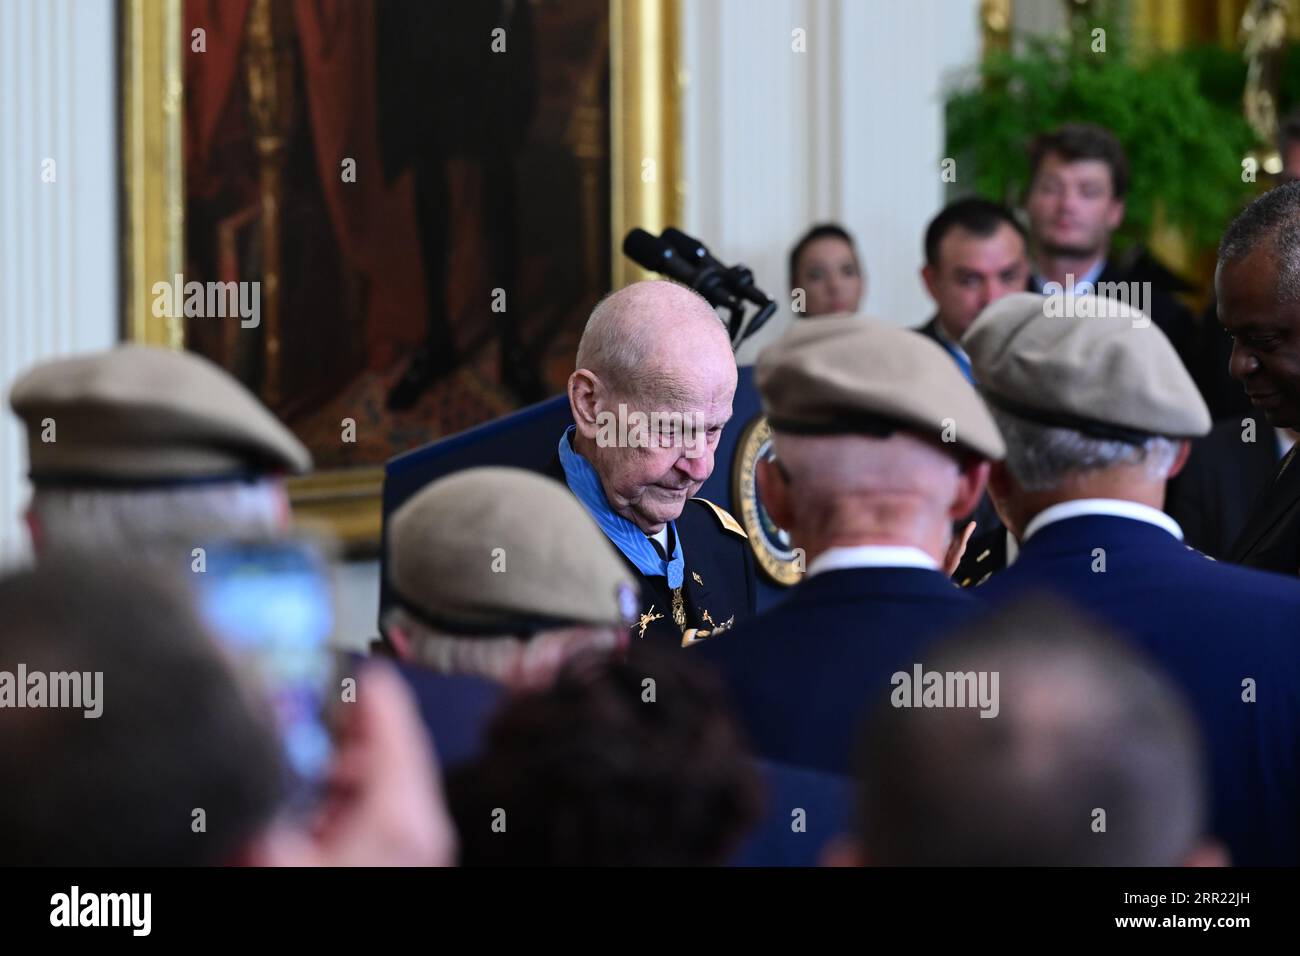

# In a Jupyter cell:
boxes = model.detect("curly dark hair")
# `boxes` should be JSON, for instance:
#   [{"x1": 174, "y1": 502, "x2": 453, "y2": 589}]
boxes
[
  {"x1": 447, "y1": 649, "x2": 763, "y2": 865},
  {"x1": 1028, "y1": 123, "x2": 1130, "y2": 199}
]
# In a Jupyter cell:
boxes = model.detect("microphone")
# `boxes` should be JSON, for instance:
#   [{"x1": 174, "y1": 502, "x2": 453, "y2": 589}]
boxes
[
  {"x1": 661, "y1": 228, "x2": 777, "y2": 341},
  {"x1": 623, "y1": 227, "x2": 776, "y2": 346},
  {"x1": 623, "y1": 228, "x2": 742, "y2": 316},
  {"x1": 622, "y1": 228, "x2": 698, "y2": 286},
  {"x1": 660, "y1": 227, "x2": 725, "y2": 274},
  {"x1": 662, "y1": 228, "x2": 774, "y2": 310}
]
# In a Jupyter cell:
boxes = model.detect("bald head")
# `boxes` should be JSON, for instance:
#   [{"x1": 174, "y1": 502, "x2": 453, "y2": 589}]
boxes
[
  {"x1": 575, "y1": 281, "x2": 734, "y2": 402},
  {"x1": 567, "y1": 281, "x2": 738, "y2": 533},
  {"x1": 760, "y1": 430, "x2": 987, "y2": 563},
  {"x1": 773, "y1": 431, "x2": 962, "y2": 504}
]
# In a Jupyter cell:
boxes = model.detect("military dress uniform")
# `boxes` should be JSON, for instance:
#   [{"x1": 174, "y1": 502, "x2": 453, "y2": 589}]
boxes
[
  {"x1": 546, "y1": 431, "x2": 756, "y2": 652},
  {"x1": 951, "y1": 525, "x2": 1012, "y2": 588},
  {"x1": 692, "y1": 317, "x2": 1007, "y2": 773},
  {"x1": 621, "y1": 495, "x2": 755, "y2": 649},
  {"x1": 964, "y1": 292, "x2": 1300, "y2": 866}
]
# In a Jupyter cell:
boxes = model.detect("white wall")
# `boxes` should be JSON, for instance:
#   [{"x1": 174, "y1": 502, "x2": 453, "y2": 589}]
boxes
[
  {"x1": 679, "y1": 0, "x2": 982, "y2": 333},
  {"x1": 0, "y1": 0, "x2": 119, "y2": 568}
]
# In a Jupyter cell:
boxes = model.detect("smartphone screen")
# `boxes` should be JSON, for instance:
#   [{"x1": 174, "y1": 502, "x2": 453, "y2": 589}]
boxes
[{"x1": 191, "y1": 538, "x2": 336, "y2": 807}]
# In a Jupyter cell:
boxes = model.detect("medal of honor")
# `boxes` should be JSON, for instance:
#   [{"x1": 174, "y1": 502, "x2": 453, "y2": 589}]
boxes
[{"x1": 671, "y1": 587, "x2": 687, "y2": 629}]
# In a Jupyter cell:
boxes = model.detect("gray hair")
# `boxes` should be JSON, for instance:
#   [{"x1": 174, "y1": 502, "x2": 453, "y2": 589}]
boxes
[
  {"x1": 381, "y1": 606, "x2": 622, "y2": 689},
  {"x1": 29, "y1": 479, "x2": 287, "y2": 556},
  {"x1": 992, "y1": 411, "x2": 1179, "y2": 492},
  {"x1": 1218, "y1": 178, "x2": 1300, "y2": 305}
]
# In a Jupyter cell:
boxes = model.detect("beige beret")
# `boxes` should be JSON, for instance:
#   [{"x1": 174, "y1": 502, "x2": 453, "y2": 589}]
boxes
[
  {"x1": 962, "y1": 292, "x2": 1211, "y2": 442},
  {"x1": 755, "y1": 315, "x2": 1005, "y2": 460},
  {"x1": 9, "y1": 345, "x2": 311, "y2": 484},
  {"x1": 388, "y1": 467, "x2": 639, "y2": 635}
]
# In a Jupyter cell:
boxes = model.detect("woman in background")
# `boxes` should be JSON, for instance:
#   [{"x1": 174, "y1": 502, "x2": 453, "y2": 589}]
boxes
[
  {"x1": 788, "y1": 222, "x2": 865, "y2": 317},
  {"x1": 736, "y1": 222, "x2": 865, "y2": 366}
]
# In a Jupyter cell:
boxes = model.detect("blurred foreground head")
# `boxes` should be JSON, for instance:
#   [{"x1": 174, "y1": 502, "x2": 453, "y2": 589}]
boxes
[
  {"x1": 447, "y1": 650, "x2": 762, "y2": 865},
  {"x1": 383, "y1": 467, "x2": 638, "y2": 688},
  {"x1": 845, "y1": 598, "x2": 1220, "y2": 866},
  {"x1": 0, "y1": 560, "x2": 456, "y2": 867},
  {"x1": 0, "y1": 560, "x2": 284, "y2": 865},
  {"x1": 9, "y1": 345, "x2": 311, "y2": 558}
]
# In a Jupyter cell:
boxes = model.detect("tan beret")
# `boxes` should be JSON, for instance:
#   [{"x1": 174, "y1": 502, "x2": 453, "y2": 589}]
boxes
[
  {"x1": 9, "y1": 345, "x2": 311, "y2": 484},
  {"x1": 388, "y1": 467, "x2": 639, "y2": 635},
  {"x1": 755, "y1": 315, "x2": 1005, "y2": 460},
  {"x1": 962, "y1": 292, "x2": 1211, "y2": 442}
]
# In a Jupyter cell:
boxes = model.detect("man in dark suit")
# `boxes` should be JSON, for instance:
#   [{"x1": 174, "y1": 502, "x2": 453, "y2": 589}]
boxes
[
  {"x1": 552, "y1": 281, "x2": 756, "y2": 651},
  {"x1": 1218, "y1": 180, "x2": 1300, "y2": 576},
  {"x1": 916, "y1": 197, "x2": 1030, "y2": 382},
  {"x1": 693, "y1": 317, "x2": 1006, "y2": 774},
  {"x1": 1190, "y1": 109, "x2": 1300, "y2": 422},
  {"x1": 915, "y1": 197, "x2": 1029, "y2": 551},
  {"x1": 1023, "y1": 123, "x2": 1199, "y2": 371},
  {"x1": 1165, "y1": 417, "x2": 1293, "y2": 559},
  {"x1": 964, "y1": 291, "x2": 1300, "y2": 866}
]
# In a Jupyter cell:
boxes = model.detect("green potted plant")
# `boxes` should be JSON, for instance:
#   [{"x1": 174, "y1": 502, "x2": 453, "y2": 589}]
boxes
[{"x1": 945, "y1": 16, "x2": 1259, "y2": 276}]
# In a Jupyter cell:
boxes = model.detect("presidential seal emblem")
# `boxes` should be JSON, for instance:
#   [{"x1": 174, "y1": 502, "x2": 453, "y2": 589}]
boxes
[{"x1": 731, "y1": 415, "x2": 802, "y2": 586}]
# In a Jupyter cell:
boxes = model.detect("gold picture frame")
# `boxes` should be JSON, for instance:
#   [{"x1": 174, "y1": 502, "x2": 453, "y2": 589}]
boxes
[{"x1": 120, "y1": 0, "x2": 682, "y2": 556}]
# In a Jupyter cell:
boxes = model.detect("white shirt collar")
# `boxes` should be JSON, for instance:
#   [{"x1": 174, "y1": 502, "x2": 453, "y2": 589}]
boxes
[
  {"x1": 1277, "y1": 428, "x2": 1296, "y2": 460},
  {"x1": 806, "y1": 545, "x2": 939, "y2": 577},
  {"x1": 1022, "y1": 498, "x2": 1183, "y2": 543}
]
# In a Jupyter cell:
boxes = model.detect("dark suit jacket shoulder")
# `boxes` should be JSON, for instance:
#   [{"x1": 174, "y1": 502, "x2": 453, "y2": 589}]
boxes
[
  {"x1": 694, "y1": 566, "x2": 980, "y2": 774},
  {"x1": 1166, "y1": 419, "x2": 1280, "y2": 559},
  {"x1": 1226, "y1": 447, "x2": 1300, "y2": 577},
  {"x1": 977, "y1": 514, "x2": 1300, "y2": 865},
  {"x1": 915, "y1": 316, "x2": 943, "y2": 347}
]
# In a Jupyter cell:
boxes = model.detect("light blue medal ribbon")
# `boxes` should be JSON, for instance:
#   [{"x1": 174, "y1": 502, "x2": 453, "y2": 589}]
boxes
[
  {"x1": 932, "y1": 321, "x2": 974, "y2": 384},
  {"x1": 558, "y1": 426, "x2": 685, "y2": 588}
]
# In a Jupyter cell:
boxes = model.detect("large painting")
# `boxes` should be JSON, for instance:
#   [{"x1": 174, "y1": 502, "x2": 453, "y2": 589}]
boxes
[
  {"x1": 120, "y1": 0, "x2": 679, "y2": 553},
  {"x1": 182, "y1": 0, "x2": 610, "y2": 469}
]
